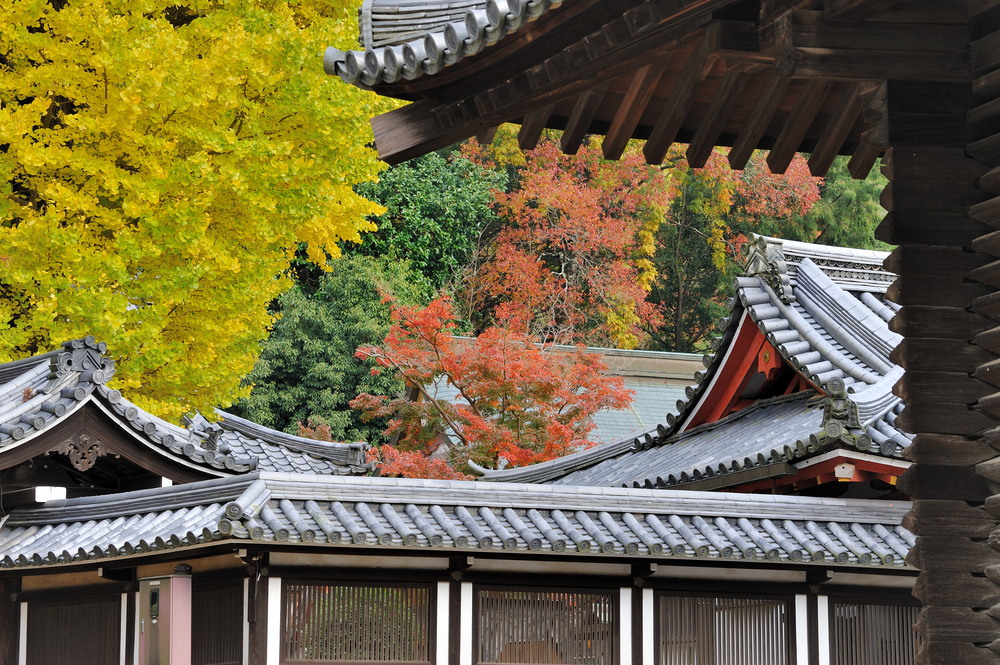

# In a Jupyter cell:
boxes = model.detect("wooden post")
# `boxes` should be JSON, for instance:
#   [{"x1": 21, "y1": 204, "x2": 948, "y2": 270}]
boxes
[
  {"x1": 0, "y1": 577, "x2": 20, "y2": 665},
  {"x1": 884, "y1": 50, "x2": 1000, "y2": 660}
]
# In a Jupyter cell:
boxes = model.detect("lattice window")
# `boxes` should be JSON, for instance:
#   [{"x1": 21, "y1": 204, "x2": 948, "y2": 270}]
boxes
[
  {"x1": 657, "y1": 594, "x2": 791, "y2": 665},
  {"x1": 283, "y1": 582, "x2": 432, "y2": 663},
  {"x1": 476, "y1": 588, "x2": 617, "y2": 665},
  {"x1": 830, "y1": 600, "x2": 919, "y2": 665}
]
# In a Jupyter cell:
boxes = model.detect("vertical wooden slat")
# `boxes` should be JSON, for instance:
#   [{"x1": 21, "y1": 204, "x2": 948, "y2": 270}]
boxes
[
  {"x1": 656, "y1": 594, "x2": 791, "y2": 665},
  {"x1": 475, "y1": 588, "x2": 615, "y2": 664},
  {"x1": 193, "y1": 581, "x2": 243, "y2": 665},
  {"x1": 282, "y1": 582, "x2": 430, "y2": 662},
  {"x1": 25, "y1": 595, "x2": 121, "y2": 665}
]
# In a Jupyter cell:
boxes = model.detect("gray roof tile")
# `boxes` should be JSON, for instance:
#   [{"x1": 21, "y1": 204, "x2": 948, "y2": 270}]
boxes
[
  {"x1": 0, "y1": 473, "x2": 913, "y2": 570},
  {"x1": 477, "y1": 236, "x2": 911, "y2": 486},
  {"x1": 0, "y1": 339, "x2": 374, "y2": 478}
]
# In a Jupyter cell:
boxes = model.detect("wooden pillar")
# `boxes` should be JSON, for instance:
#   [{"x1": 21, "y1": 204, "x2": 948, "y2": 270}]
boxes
[
  {"x1": 885, "y1": 13, "x2": 1000, "y2": 659},
  {"x1": 0, "y1": 577, "x2": 20, "y2": 665},
  {"x1": 247, "y1": 558, "x2": 269, "y2": 665}
]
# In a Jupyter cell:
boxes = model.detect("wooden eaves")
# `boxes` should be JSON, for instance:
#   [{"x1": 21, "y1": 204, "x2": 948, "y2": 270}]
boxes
[
  {"x1": 327, "y1": 0, "x2": 1000, "y2": 661},
  {"x1": 331, "y1": 0, "x2": 967, "y2": 178}
]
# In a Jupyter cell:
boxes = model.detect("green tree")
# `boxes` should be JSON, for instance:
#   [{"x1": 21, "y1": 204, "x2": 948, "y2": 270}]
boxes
[
  {"x1": 648, "y1": 149, "x2": 823, "y2": 352},
  {"x1": 231, "y1": 255, "x2": 428, "y2": 442},
  {"x1": 796, "y1": 157, "x2": 888, "y2": 249},
  {"x1": 353, "y1": 150, "x2": 506, "y2": 289},
  {"x1": 0, "y1": 0, "x2": 391, "y2": 419}
]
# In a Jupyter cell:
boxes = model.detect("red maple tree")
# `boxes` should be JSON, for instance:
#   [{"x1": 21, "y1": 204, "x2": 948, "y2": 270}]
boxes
[
  {"x1": 350, "y1": 296, "x2": 633, "y2": 479},
  {"x1": 458, "y1": 137, "x2": 673, "y2": 349}
]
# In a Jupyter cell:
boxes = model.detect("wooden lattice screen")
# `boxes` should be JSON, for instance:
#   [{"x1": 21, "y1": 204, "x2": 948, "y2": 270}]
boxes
[
  {"x1": 830, "y1": 600, "x2": 920, "y2": 665},
  {"x1": 657, "y1": 594, "x2": 792, "y2": 665},
  {"x1": 476, "y1": 588, "x2": 617, "y2": 665},
  {"x1": 283, "y1": 582, "x2": 432, "y2": 663}
]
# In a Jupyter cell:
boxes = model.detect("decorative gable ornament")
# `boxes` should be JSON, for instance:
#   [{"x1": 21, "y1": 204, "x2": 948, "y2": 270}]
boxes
[
  {"x1": 744, "y1": 236, "x2": 794, "y2": 303},
  {"x1": 53, "y1": 433, "x2": 107, "y2": 471},
  {"x1": 45, "y1": 336, "x2": 116, "y2": 394}
]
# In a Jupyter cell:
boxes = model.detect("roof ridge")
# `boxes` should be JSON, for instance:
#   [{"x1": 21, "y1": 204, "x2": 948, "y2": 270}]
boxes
[{"x1": 4, "y1": 474, "x2": 260, "y2": 526}]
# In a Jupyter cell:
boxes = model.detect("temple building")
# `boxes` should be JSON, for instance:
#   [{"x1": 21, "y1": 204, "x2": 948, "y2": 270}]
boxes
[
  {"x1": 323, "y1": 1, "x2": 1000, "y2": 662},
  {"x1": 0, "y1": 238, "x2": 918, "y2": 664}
]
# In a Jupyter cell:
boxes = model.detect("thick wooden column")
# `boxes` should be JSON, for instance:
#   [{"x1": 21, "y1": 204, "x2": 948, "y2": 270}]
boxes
[
  {"x1": 970, "y1": 3, "x2": 1000, "y2": 661},
  {"x1": 887, "y1": 8, "x2": 1000, "y2": 660}
]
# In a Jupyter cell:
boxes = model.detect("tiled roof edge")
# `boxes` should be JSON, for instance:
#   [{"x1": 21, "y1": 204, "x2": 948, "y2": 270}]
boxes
[
  {"x1": 324, "y1": 0, "x2": 566, "y2": 87},
  {"x1": 216, "y1": 409, "x2": 371, "y2": 467},
  {"x1": 4, "y1": 474, "x2": 260, "y2": 526},
  {"x1": 477, "y1": 302, "x2": 745, "y2": 484}
]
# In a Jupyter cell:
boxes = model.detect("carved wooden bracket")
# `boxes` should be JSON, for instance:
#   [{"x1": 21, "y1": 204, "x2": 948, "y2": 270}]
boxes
[{"x1": 53, "y1": 433, "x2": 107, "y2": 471}]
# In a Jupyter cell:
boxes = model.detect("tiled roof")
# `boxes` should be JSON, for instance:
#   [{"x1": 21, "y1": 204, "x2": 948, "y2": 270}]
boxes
[
  {"x1": 551, "y1": 393, "x2": 824, "y2": 488},
  {"x1": 476, "y1": 236, "x2": 910, "y2": 485},
  {"x1": 0, "y1": 337, "x2": 372, "y2": 477},
  {"x1": 0, "y1": 472, "x2": 914, "y2": 570},
  {"x1": 430, "y1": 356, "x2": 694, "y2": 445},
  {"x1": 326, "y1": 0, "x2": 565, "y2": 86}
]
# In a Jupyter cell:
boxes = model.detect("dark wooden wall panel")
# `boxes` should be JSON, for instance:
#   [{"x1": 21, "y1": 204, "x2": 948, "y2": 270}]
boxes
[{"x1": 25, "y1": 595, "x2": 121, "y2": 665}]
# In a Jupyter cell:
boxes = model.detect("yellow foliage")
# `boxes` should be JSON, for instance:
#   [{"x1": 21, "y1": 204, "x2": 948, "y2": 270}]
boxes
[
  {"x1": 0, "y1": 0, "x2": 394, "y2": 420},
  {"x1": 604, "y1": 299, "x2": 641, "y2": 350}
]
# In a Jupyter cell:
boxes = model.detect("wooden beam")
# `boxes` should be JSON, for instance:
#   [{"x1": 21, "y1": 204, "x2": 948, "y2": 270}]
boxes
[
  {"x1": 602, "y1": 62, "x2": 668, "y2": 160},
  {"x1": 686, "y1": 67, "x2": 750, "y2": 168},
  {"x1": 371, "y1": 99, "x2": 482, "y2": 165},
  {"x1": 766, "y1": 80, "x2": 829, "y2": 173},
  {"x1": 848, "y1": 139, "x2": 882, "y2": 178},
  {"x1": 476, "y1": 126, "x2": 498, "y2": 146},
  {"x1": 787, "y1": 46, "x2": 970, "y2": 82},
  {"x1": 517, "y1": 104, "x2": 555, "y2": 150},
  {"x1": 824, "y1": 0, "x2": 900, "y2": 22},
  {"x1": 561, "y1": 86, "x2": 607, "y2": 154},
  {"x1": 643, "y1": 36, "x2": 717, "y2": 165},
  {"x1": 728, "y1": 75, "x2": 789, "y2": 169},
  {"x1": 808, "y1": 84, "x2": 863, "y2": 176},
  {"x1": 806, "y1": 8, "x2": 963, "y2": 51}
]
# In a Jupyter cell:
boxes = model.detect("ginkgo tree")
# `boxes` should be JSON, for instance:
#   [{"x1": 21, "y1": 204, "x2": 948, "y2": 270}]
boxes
[{"x1": 0, "y1": 0, "x2": 393, "y2": 419}]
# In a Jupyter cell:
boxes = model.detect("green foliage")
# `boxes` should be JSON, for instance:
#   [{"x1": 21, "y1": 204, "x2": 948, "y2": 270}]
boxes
[
  {"x1": 353, "y1": 150, "x2": 506, "y2": 289},
  {"x1": 0, "y1": 0, "x2": 392, "y2": 419},
  {"x1": 647, "y1": 149, "x2": 823, "y2": 352},
  {"x1": 799, "y1": 157, "x2": 889, "y2": 249},
  {"x1": 228, "y1": 255, "x2": 428, "y2": 443}
]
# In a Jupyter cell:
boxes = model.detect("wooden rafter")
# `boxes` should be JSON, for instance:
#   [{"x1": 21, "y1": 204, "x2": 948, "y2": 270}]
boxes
[
  {"x1": 686, "y1": 65, "x2": 752, "y2": 167},
  {"x1": 561, "y1": 86, "x2": 608, "y2": 154},
  {"x1": 728, "y1": 74, "x2": 789, "y2": 169},
  {"x1": 807, "y1": 83, "x2": 863, "y2": 176},
  {"x1": 642, "y1": 36, "x2": 717, "y2": 164},
  {"x1": 517, "y1": 104, "x2": 555, "y2": 149},
  {"x1": 602, "y1": 62, "x2": 669, "y2": 160},
  {"x1": 767, "y1": 80, "x2": 830, "y2": 173},
  {"x1": 367, "y1": 0, "x2": 966, "y2": 171}
]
